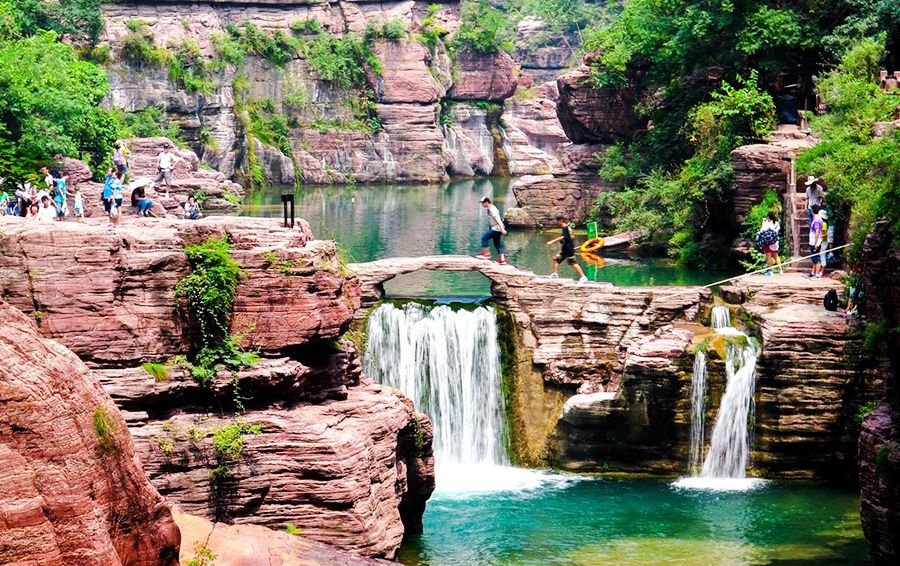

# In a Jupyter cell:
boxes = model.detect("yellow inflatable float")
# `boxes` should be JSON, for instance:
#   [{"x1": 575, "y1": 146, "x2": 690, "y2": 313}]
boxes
[{"x1": 580, "y1": 237, "x2": 604, "y2": 253}]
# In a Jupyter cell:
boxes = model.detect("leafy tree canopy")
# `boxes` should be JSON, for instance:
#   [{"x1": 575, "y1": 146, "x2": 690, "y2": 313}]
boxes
[
  {"x1": 0, "y1": 31, "x2": 116, "y2": 187},
  {"x1": 0, "y1": 0, "x2": 103, "y2": 43}
]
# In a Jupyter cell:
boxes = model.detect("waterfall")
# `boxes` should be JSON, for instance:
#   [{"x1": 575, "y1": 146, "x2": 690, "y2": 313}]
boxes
[
  {"x1": 675, "y1": 306, "x2": 762, "y2": 491},
  {"x1": 688, "y1": 352, "x2": 707, "y2": 475},
  {"x1": 699, "y1": 341, "x2": 758, "y2": 479},
  {"x1": 364, "y1": 302, "x2": 508, "y2": 466},
  {"x1": 711, "y1": 305, "x2": 730, "y2": 330}
]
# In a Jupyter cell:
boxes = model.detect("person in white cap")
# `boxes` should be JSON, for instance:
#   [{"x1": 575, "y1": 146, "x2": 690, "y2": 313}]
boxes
[
  {"x1": 476, "y1": 196, "x2": 508, "y2": 265},
  {"x1": 804, "y1": 175, "x2": 824, "y2": 224}
]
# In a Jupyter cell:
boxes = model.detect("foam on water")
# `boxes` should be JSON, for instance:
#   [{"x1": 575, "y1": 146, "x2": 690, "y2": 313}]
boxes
[
  {"x1": 671, "y1": 476, "x2": 767, "y2": 492},
  {"x1": 434, "y1": 463, "x2": 583, "y2": 497}
]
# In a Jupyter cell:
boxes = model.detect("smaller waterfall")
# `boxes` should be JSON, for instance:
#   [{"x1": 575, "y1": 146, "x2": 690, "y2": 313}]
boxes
[
  {"x1": 699, "y1": 340, "x2": 758, "y2": 479},
  {"x1": 675, "y1": 305, "x2": 764, "y2": 491},
  {"x1": 688, "y1": 352, "x2": 707, "y2": 474},
  {"x1": 711, "y1": 305, "x2": 730, "y2": 330}
]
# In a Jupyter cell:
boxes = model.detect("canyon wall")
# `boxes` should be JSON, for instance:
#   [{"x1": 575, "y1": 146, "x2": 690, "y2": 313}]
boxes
[
  {"x1": 0, "y1": 215, "x2": 434, "y2": 559},
  {"x1": 859, "y1": 224, "x2": 900, "y2": 565},
  {"x1": 97, "y1": 0, "x2": 575, "y2": 189},
  {"x1": 0, "y1": 300, "x2": 180, "y2": 565}
]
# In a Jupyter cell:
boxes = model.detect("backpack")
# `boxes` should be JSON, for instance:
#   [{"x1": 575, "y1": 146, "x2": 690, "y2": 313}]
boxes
[
  {"x1": 755, "y1": 228, "x2": 778, "y2": 248},
  {"x1": 823, "y1": 289, "x2": 839, "y2": 312}
]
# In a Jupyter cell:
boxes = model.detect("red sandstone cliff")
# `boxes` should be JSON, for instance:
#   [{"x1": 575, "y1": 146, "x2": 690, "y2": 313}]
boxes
[
  {"x1": 0, "y1": 301, "x2": 181, "y2": 565},
  {"x1": 0, "y1": 215, "x2": 434, "y2": 559}
]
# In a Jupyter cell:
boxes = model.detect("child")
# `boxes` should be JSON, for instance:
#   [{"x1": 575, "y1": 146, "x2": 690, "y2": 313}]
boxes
[
  {"x1": 72, "y1": 187, "x2": 84, "y2": 222},
  {"x1": 36, "y1": 196, "x2": 55, "y2": 223},
  {"x1": 546, "y1": 215, "x2": 588, "y2": 283},
  {"x1": 111, "y1": 174, "x2": 125, "y2": 227}
]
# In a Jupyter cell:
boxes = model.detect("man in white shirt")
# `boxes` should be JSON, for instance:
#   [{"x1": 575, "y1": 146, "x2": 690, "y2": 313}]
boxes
[
  {"x1": 154, "y1": 144, "x2": 181, "y2": 197},
  {"x1": 476, "y1": 196, "x2": 508, "y2": 265}
]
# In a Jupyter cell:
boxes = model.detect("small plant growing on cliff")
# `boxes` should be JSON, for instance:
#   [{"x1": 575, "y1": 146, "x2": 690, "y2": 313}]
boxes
[
  {"x1": 290, "y1": 19, "x2": 321, "y2": 35},
  {"x1": 284, "y1": 523, "x2": 303, "y2": 535},
  {"x1": 207, "y1": 421, "x2": 263, "y2": 479},
  {"x1": 855, "y1": 400, "x2": 879, "y2": 424},
  {"x1": 93, "y1": 407, "x2": 119, "y2": 454},
  {"x1": 142, "y1": 362, "x2": 169, "y2": 382},
  {"x1": 413, "y1": 414, "x2": 426, "y2": 457},
  {"x1": 186, "y1": 541, "x2": 217, "y2": 566},
  {"x1": 175, "y1": 237, "x2": 258, "y2": 386},
  {"x1": 33, "y1": 310, "x2": 43, "y2": 325}
]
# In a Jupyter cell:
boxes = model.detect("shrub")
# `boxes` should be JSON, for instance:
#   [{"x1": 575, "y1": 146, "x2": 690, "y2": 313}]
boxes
[
  {"x1": 4, "y1": 0, "x2": 104, "y2": 43},
  {"x1": 122, "y1": 19, "x2": 169, "y2": 68},
  {"x1": 306, "y1": 34, "x2": 379, "y2": 89},
  {"x1": 168, "y1": 38, "x2": 215, "y2": 95},
  {"x1": 284, "y1": 523, "x2": 302, "y2": 536},
  {"x1": 452, "y1": 0, "x2": 513, "y2": 54},
  {"x1": 290, "y1": 19, "x2": 321, "y2": 35},
  {"x1": 210, "y1": 32, "x2": 246, "y2": 69},
  {"x1": 186, "y1": 542, "x2": 217, "y2": 566},
  {"x1": 365, "y1": 18, "x2": 406, "y2": 43},
  {"x1": 417, "y1": 4, "x2": 445, "y2": 52}
]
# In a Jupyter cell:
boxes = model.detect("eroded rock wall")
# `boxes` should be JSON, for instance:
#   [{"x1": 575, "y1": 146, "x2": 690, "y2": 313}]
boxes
[
  {"x1": 0, "y1": 301, "x2": 180, "y2": 565},
  {"x1": 0, "y1": 216, "x2": 434, "y2": 559},
  {"x1": 859, "y1": 225, "x2": 900, "y2": 565}
]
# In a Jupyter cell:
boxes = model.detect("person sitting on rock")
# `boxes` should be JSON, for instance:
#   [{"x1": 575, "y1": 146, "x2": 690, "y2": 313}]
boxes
[
  {"x1": 547, "y1": 215, "x2": 588, "y2": 283},
  {"x1": 182, "y1": 195, "x2": 202, "y2": 220},
  {"x1": 35, "y1": 195, "x2": 55, "y2": 223},
  {"x1": 131, "y1": 185, "x2": 154, "y2": 217}
]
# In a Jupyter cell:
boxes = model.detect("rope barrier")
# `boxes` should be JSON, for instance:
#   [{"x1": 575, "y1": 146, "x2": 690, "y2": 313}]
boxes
[{"x1": 660, "y1": 242, "x2": 853, "y2": 300}]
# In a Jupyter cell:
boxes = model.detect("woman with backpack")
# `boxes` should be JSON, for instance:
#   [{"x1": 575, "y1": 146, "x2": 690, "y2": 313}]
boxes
[{"x1": 758, "y1": 211, "x2": 783, "y2": 276}]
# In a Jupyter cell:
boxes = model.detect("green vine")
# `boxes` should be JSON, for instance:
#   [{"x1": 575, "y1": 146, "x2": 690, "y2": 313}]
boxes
[{"x1": 174, "y1": 237, "x2": 258, "y2": 387}]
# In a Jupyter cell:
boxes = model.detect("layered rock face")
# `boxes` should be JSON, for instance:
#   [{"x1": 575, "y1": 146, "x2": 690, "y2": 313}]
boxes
[
  {"x1": 859, "y1": 226, "x2": 900, "y2": 565},
  {"x1": 0, "y1": 216, "x2": 434, "y2": 559},
  {"x1": 0, "y1": 301, "x2": 180, "y2": 565},
  {"x1": 98, "y1": 0, "x2": 540, "y2": 186}
]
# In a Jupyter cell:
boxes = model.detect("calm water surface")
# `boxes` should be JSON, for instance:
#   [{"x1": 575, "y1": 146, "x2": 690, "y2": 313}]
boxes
[
  {"x1": 399, "y1": 477, "x2": 867, "y2": 566},
  {"x1": 243, "y1": 180, "x2": 738, "y2": 296}
]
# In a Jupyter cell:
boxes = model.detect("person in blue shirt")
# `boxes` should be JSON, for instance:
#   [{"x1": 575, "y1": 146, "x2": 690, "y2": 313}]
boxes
[
  {"x1": 101, "y1": 168, "x2": 116, "y2": 215},
  {"x1": 53, "y1": 175, "x2": 69, "y2": 220}
]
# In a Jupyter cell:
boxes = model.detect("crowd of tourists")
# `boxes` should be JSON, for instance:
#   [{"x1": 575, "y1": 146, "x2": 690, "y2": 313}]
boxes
[{"x1": 0, "y1": 141, "x2": 202, "y2": 223}]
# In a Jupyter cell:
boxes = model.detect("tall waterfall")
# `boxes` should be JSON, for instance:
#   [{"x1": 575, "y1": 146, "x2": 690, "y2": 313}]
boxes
[
  {"x1": 675, "y1": 305, "x2": 762, "y2": 490},
  {"x1": 688, "y1": 351, "x2": 707, "y2": 475},
  {"x1": 364, "y1": 302, "x2": 508, "y2": 466},
  {"x1": 699, "y1": 341, "x2": 758, "y2": 479}
]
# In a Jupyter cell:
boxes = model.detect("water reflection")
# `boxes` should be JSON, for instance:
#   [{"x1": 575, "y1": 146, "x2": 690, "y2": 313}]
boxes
[{"x1": 243, "y1": 180, "x2": 738, "y2": 296}]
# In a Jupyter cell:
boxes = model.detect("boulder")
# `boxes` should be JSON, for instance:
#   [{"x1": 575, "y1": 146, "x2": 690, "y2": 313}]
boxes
[
  {"x1": 173, "y1": 507, "x2": 389, "y2": 566},
  {"x1": 556, "y1": 64, "x2": 646, "y2": 144},
  {"x1": 252, "y1": 138, "x2": 296, "y2": 186},
  {"x1": 0, "y1": 301, "x2": 180, "y2": 565},
  {"x1": 448, "y1": 50, "x2": 518, "y2": 101}
]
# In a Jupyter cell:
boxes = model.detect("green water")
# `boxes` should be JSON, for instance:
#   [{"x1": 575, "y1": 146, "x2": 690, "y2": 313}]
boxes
[
  {"x1": 243, "y1": 180, "x2": 738, "y2": 296},
  {"x1": 398, "y1": 477, "x2": 868, "y2": 566}
]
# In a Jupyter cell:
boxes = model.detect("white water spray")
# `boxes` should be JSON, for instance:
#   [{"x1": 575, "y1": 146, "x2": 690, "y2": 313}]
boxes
[{"x1": 364, "y1": 302, "x2": 508, "y2": 467}]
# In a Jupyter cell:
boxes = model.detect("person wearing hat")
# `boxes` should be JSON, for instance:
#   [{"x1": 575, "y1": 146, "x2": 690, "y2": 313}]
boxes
[
  {"x1": 476, "y1": 196, "x2": 508, "y2": 265},
  {"x1": 154, "y1": 143, "x2": 181, "y2": 198},
  {"x1": 113, "y1": 140, "x2": 130, "y2": 176},
  {"x1": 807, "y1": 205, "x2": 825, "y2": 279},
  {"x1": 804, "y1": 175, "x2": 824, "y2": 224}
]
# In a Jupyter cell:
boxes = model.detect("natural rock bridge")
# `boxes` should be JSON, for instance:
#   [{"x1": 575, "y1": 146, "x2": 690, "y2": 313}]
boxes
[{"x1": 348, "y1": 254, "x2": 591, "y2": 306}]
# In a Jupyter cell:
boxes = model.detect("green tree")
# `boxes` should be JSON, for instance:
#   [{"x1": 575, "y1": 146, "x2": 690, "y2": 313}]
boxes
[
  {"x1": 0, "y1": 31, "x2": 116, "y2": 187},
  {"x1": 453, "y1": 0, "x2": 514, "y2": 54},
  {"x1": 3, "y1": 0, "x2": 103, "y2": 43}
]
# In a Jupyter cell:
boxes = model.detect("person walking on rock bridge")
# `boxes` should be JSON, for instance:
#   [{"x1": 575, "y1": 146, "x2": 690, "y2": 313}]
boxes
[{"x1": 476, "y1": 196, "x2": 508, "y2": 265}]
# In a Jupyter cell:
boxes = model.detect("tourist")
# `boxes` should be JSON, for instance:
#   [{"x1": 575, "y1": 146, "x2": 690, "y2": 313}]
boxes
[
  {"x1": 819, "y1": 209, "x2": 831, "y2": 276},
  {"x1": 155, "y1": 143, "x2": 181, "y2": 198},
  {"x1": 547, "y1": 215, "x2": 588, "y2": 282},
  {"x1": 182, "y1": 195, "x2": 202, "y2": 220},
  {"x1": 845, "y1": 269, "x2": 862, "y2": 317},
  {"x1": 16, "y1": 182, "x2": 36, "y2": 218},
  {"x1": 804, "y1": 175, "x2": 824, "y2": 224},
  {"x1": 0, "y1": 189, "x2": 8, "y2": 216},
  {"x1": 112, "y1": 173, "x2": 125, "y2": 226},
  {"x1": 113, "y1": 140, "x2": 130, "y2": 176},
  {"x1": 72, "y1": 187, "x2": 84, "y2": 222},
  {"x1": 101, "y1": 168, "x2": 116, "y2": 217},
  {"x1": 53, "y1": 175, "x2": 69, "y2": 221},
  {"x1": 807, "y1": 205, "x2": 824, "y2": 279},
  {"x1": 35, "y1": 196, "x2": 55, "y2": 223},
  {"x1": 759, "y1": 211, "x2": 783, "y2": 276},
  {"x1": 131, "y1": 185, "x2": 154, "y2": 217},
  {"x1": 475, "y1": 196, "x2": 507, "y2": 265}
]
